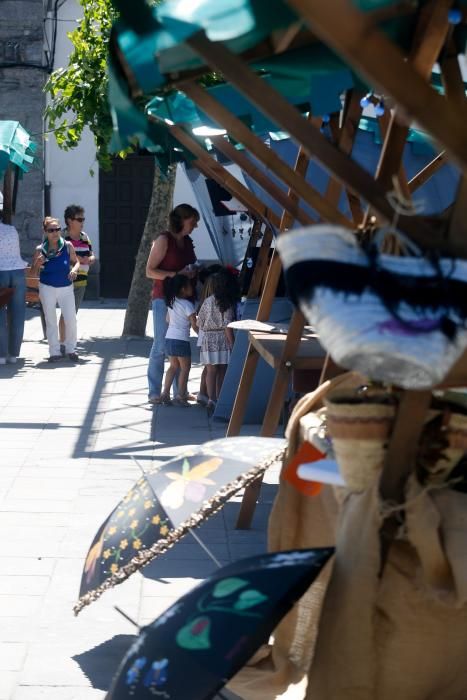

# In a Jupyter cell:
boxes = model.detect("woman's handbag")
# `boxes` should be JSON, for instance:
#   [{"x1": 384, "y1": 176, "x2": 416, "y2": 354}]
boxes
[
  {"x1": 277, "y1": 225, "x2": 467, "y2": 389},
  {"x1": 0, "y1": 287, "x2": 14, "y2": 309}
]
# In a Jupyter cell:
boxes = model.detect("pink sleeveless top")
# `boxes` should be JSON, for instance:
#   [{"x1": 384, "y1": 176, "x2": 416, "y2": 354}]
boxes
[{"x1": 151, "y1": 233, "x2": 196, "y2": 300}]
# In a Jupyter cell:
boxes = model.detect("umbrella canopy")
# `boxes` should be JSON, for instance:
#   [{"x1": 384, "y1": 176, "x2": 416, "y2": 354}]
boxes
[
  {"x1": 105, "y1": 547, "x2": 334, "y2": 700},
  {"x1": 74, "y1": 436, "x2": 285, "y2": 615},
  {"x1": 0, "y1": 121, "x2": 37, "y2": 178}
]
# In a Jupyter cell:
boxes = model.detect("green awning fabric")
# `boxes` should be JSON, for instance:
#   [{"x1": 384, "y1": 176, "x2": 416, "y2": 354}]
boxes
[
  {"x1": 0, "y1": 121, "x2": 37, "y2": 178},
  {"x1": 107, "y1": 0, "x2": 467, "y2": 169}
]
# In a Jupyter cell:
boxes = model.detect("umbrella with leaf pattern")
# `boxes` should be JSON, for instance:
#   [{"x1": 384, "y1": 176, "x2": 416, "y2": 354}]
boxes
[{"x1": 105, "y1": 547, "x2": 334, "y2": 699}]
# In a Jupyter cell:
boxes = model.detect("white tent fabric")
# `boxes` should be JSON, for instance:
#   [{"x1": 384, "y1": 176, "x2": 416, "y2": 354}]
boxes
[{"x1": 184, "y1": 162, "x2": 251, "y2": 266}]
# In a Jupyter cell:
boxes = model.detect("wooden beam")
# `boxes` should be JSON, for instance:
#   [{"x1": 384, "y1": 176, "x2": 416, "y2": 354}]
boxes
[
  {"x1": 448, "y1": 176, "x2": 467, "y2": 248},
  {"x1": 183, "y1": 81, "x2": 352, "y2": 227},
  {"x1": 185, "y1": 32, "x2": 437, "y2": 243},
  {"x1": 246, "y1": 227, "x2": 273, "y2": 299},
  {"x1": 284, "y1": 1, "x2": 467, "y2": 176},
  {"x1": 235, "y1": 309, "x2": 307, "y2": 529},
  {"x1": 409, "y1": 0, "x2": 453, "y2": 80},
  {"x1": 440, "y1": 39, "x2": 466, "y2": 108},
  {"x1": 271, "y1": 22, "x2": 304, "y2": 54},
  {"x1": 408, "y1": 152, "x2": 446, "y2": 193},
  {"x1": 379, "y1": 390, "x2": 432, "y2": 570},
  {"x1": 232, "y1": 144, "x2": 311, "y2": 528},
  {"x1": 227, "y1": 143, "x2": 310, "y2": 438},
  {"x1": 238, "y1": 217, "x2": 262, "y2": 293},
  {"x1": 167, "y1": 124, "x2": 282, "y2": 226},
  {"x1": 324, "y1": 90, "x2": 365, "y2": 223},
  {"x1": 211, "y1": 136, "x2": 314, "y2": 226},
  {"x1": 364, "y1": 0, "x2": 451, "y2": 224},
  {"x1": 440, "y1": 41, "x2": 467, "y2": 248}
]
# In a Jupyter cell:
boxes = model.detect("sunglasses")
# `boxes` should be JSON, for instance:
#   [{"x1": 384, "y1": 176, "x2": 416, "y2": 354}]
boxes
[
  {"x1": 46, "y1": 227, "x2": 61, "y2": 233},
  {"x1": 73, "y1": 217, "x2": 85, "y2": 222}
]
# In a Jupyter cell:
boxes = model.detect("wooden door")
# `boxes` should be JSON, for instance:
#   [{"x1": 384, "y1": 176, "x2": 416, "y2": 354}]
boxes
[{"x1": 99, "y1": 154, "x2": 155, "y2": 297}]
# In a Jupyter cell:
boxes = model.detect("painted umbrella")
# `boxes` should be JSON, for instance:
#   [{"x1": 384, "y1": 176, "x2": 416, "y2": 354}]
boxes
[
  {"x1": 106, "y1": 547, "x2": 334, "y2": 699},
  {"x1": 74, "y1": 437, "x2": 285, "y2": 614}
]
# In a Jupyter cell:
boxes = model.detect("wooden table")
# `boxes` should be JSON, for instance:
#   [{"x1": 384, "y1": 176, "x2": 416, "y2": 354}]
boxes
[
  {"x1": 248, "y1": 327, "x2": 326, "y2": 370},
  {"x1": 234, "y1": 326, "x2": 330, "y2": 529}
]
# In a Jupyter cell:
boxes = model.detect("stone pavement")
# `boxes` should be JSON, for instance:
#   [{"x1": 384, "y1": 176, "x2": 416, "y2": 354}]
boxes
[{"x1": 0, "y1": 301, "x2": 281, "y2": 700}]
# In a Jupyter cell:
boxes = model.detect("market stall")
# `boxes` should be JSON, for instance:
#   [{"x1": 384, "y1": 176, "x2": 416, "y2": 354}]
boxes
[{"x1": 101, "y1": 1, "x2": 467, "y2": 697}]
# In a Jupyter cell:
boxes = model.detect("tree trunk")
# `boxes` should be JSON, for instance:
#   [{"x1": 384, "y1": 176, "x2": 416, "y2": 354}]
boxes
[{"x1": 122, "y1": 162, "x2": 176, "y2": 337}]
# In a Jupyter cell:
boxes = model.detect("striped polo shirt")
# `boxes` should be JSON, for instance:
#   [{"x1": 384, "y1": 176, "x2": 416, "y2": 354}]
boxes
[{"x1": 65, "y1": 231, "x2": 93, "y2": 288}]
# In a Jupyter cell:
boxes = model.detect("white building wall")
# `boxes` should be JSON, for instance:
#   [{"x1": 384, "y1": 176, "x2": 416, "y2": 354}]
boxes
[
  {"x1": 46, "y1": 1, "x2": 218, "y2": 270},
  {"x1": 45, "y1": 0, "x2": 99, "y2": 255}
]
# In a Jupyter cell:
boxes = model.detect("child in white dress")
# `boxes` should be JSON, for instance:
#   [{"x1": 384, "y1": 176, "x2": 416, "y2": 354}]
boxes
[
  {"x1": 197, "y1": 271, "x2": 237, "y2": 415},
  {"x1": 161, "y1": 274, "x2": 198, "y2": 407}
]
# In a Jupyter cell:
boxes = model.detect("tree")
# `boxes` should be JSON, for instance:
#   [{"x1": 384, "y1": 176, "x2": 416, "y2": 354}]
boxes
[
  {"x1": 44, "y1": 0, "x2": 170, "y2": 337},
  {"x1": 122, "y1": 163, "x2": 176, "y2": 336}
]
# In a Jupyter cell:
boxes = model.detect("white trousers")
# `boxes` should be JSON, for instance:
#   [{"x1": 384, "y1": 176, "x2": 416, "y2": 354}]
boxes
[{"x1": 39, "y1": 282, "x2": 77, "y2": 356}]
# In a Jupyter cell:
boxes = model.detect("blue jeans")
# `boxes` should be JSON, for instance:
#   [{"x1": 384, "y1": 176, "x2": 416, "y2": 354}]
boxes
[
  {"x1": 0, "y1": 269, "x2": 26, "y2": 359},
  {"x1": 147, "y1": 298, "x2": 168, "y2": 399}
]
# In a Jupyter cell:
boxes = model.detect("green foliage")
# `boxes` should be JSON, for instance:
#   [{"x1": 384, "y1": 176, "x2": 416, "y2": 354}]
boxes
[
  {"x1": 44, "y1": 0, "x2": 218, "y2": 170},
  {"x1": 44, "y1": 0, "x2": 119, "y2": 170}
]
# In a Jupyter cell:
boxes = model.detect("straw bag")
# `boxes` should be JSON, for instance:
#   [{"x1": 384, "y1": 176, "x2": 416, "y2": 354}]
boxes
[
  {"x1": 325, "y1": 386, "x2": 397, "y2": 492},
  {"x1": 277, "y1": 225, "x2": 467, "y2": 389},
  {"x1": 324, "y1": 387, "x2": 467, "y2": 492}
]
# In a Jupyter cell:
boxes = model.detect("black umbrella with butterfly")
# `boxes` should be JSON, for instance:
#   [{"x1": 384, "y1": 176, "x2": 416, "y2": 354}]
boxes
[
  {"x1": 105, "y1": 547, "x2": 334, "y2": 699},
  {"x1": 74, "y1": 437, "x2": 286, "y2": 615}
]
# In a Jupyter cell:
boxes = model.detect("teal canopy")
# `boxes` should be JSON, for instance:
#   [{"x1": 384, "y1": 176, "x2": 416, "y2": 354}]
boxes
[
  {"x1": 107, "y1": 0, "x2": 467, "y2": 168},
  {"x1": 0, "y1": 121, "x2": 37, "y2": 179}
]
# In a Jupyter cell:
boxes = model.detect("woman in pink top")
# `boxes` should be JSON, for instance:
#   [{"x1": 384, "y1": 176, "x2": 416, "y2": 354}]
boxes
[{"x1": 145, "y1": 203, "x2": 200, "y2": 404}]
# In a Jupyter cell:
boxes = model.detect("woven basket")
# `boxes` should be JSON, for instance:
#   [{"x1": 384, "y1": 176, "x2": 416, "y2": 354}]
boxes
[
  {"x1": 324, "y1": 388, "x2": 397, "y2": 492},
  {"x1": 277, "y1": 226, "x2": 467, "y2": 389},
  {"x1": 325, "y1": 387, "x2": 467, "y2": 491}
]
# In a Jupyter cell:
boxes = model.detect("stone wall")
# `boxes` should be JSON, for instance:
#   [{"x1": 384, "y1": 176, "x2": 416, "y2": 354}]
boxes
[{"x1": 0, "y1": 0, "x2": 46, "y2": 261}]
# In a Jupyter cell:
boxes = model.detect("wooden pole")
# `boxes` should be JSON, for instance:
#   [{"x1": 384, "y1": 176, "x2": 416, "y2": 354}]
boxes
[{"x1": 408, "y1": 152, "x2": 446, "y2": 193}]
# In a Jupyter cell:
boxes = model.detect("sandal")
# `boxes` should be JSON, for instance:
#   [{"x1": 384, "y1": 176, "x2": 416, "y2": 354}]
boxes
[
  {"x1": 206, "y1": 399, "x2": 217, "y2": 417},
  {"x1": 148, "y1": 396, "x2": 162, "y2": 405},
  {"x1": 160, "y1": 393, "x2": 172, "y2": 406},
  {"x1": 172, "y1": 395, "x2": 190, "y2": 407}
]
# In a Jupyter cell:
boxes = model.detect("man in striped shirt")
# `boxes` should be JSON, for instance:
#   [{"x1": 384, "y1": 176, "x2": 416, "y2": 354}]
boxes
[{"x1": 59, "y1": 204, "x2": 95, "y2": 350}]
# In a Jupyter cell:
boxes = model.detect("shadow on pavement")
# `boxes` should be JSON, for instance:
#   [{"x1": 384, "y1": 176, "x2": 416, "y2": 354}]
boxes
[{"x1": 73, "y1": 633, "x2": 136, "y2": 691}]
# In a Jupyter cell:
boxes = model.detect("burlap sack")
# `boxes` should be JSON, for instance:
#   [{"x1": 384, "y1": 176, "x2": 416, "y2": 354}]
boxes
[
  {"x1": 229, "y1": 373, "x2": 361, "y2": 700},
  {"x1": 306, "y1": 479, "x2": 467, "y2": 700}
]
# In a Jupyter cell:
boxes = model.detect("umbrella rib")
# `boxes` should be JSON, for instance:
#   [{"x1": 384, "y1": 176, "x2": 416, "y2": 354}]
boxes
[
  {"x1": 113, "y1": 605, "x2": 139, "y2": 630},
  {"x1": 133, "y1": 453, "x2": 223, "y2": 567},
  {"x1": 189, "y1": 528, "x2": 223, "y2": 568}
]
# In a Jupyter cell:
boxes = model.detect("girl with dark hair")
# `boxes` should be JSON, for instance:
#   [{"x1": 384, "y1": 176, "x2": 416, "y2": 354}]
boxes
[
  {"x1": 160, "y1": 274, "x2": 198, "y2": 407},
  {"x1": 146, "y1": 203, "x2": 200, "y2": 404},
  {"x1": 197, "y1": 270, "x2": 238, "y2": 416}
]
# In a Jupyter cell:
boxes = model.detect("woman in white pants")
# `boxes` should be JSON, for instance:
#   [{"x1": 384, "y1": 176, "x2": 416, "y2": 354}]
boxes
[{"x1": 32, "y1": 217, "x2": 80, "y2": 362}]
